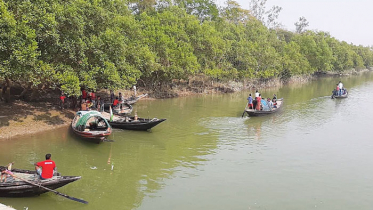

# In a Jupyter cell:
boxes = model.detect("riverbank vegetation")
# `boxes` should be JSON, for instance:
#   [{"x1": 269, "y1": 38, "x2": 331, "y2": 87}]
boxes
[{"x1": 1, "y1": 0, "x2": 373, "y2": 102}]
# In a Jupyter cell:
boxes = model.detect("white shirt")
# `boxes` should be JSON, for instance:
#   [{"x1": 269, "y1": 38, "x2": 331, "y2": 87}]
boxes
[
  {"x1": 338, "y1": 83, "x2": 343, "y2": 89},
  {"x1": 255, "y1": 92, "x2": 259, "y2": 97}
]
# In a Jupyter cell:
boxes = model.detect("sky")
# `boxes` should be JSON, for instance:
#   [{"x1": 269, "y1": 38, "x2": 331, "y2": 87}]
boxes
[{"x1": 215, "y1": 0, "x2": 373, "y2": 46}]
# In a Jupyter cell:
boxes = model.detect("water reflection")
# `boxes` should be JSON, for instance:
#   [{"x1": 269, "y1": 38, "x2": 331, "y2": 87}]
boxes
[{"x1": 2, "y1": 72, "x2": 373, "y2": 210}]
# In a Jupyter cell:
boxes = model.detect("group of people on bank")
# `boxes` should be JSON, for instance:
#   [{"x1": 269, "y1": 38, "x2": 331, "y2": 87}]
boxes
[
  {"x1": 59, "y1": 86, "x2": 137, "y2": 111},
  {"x1": 247, "y1": 90, "x2": 278, "y2": 111}
]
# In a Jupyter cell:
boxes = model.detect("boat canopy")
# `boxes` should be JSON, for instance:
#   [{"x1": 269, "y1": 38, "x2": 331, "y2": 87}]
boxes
[{"x1": 76, "y1": 111, "x2": 106, "y2": 127}]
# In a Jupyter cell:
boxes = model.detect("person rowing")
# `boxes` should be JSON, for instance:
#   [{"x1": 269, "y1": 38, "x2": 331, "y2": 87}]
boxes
[{"x1": 34, "y1": 154, "x2": 56, "y2": 179}]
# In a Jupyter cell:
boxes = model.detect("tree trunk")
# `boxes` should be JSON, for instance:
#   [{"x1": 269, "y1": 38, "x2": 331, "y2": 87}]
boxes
[
  {"x1": 30, "y1": 87, "x2": 39, "y2": 102},
  {"x1": 4, "y1": 78, "x2": 11, "y2": 103},
  {"x1": 19, "y1": 83, "x2": 32, "y2": 100}
]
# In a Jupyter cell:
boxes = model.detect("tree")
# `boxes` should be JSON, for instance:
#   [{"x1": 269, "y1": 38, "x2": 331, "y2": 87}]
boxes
[
  {"x1": 248, "y1": 0, "x2": 282, "y2": 29},
  {"x1": 295, "y1": 16, "x2": 309, "y2": 34}
]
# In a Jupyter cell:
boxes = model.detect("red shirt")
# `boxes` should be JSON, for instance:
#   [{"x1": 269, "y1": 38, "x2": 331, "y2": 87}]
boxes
[
  {"x1": 60, "y1": 96, "x2": 66, "y2": 102},
  {"x1": 113, "y1": 99, "x2": 119, "y2": 106},
  {"x1": 37, "y1": 160, "x2": 56, "y2": 179},
  {"x1": 90, "y1": 92, "x2": 96, "y2": 100},
  {"x1": 82, "y1": 90, "x2": 87, "y2": 99}
]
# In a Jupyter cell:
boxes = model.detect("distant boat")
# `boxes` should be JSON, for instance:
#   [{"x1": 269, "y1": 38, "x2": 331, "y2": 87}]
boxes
[
  {"x1": 331, "y1": 89, "x2": 348, "y2": 99},
  {"x1": 243, "y1": 99, "x2": 283, "y2": 117},
  {"x1": 0, "y1": 168, "x2": 80, "y2": 197},
  {"x1": 122, "y1": 94, "x2": 148, "y2": 105},
  {"x1": 71, "y1": 111, "x2": 112, "y2": 143},
  {"x1": 101, "y1": 112, "x2": 166, "y2": 131},
  {"x1": 103, "y1": 103, "x2": 133, "y2": 115}
]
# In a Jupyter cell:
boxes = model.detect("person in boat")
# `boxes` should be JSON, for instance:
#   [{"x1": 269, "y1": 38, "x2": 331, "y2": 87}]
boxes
[
  {"x1": 256, "y1": 94, "x2": 262, "y2": 110},
  {"x1": 34, "y1": 154, "x2": 56, "y2": 180},
  {"x1": 335, "y1": 84, "x2": 340, "y2": 96},
  {"x1": 273, "y1": 94, "x2": 277, "y2": 102},
  {"x1": 247, "y1": 94, "x2": 253, "y2": 109},
  {"x1": 112, "y1": 97, "x2": 119, "y2": 108},
  {"x1": 338, "y1": 81, "x2": 343, "y2": 96},
  {"x1": 255, "y1": 90, "x2": 259, "y2": 98},
  {"x1": 267, "y1": 98, "x2": 274, "y2": 109},
  {"x1": 0, "y1": 163, "x2": 14, "y2": 183},
  {"x1": 272, "y1": 99, "x2": 277, "y2": 108}
]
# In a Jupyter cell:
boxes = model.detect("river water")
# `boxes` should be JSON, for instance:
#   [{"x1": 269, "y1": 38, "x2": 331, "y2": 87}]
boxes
[{"x1": 1, "y1": 72, "x2": 373, "y2": 210}]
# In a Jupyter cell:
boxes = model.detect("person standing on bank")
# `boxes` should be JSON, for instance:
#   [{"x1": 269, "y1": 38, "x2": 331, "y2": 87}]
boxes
[
  {"x1": 133, "y1": 85, "x2": 137, "y2": 96},
  {"x1": 34, "y1": 154, "x2": 56, "y2": 179}
]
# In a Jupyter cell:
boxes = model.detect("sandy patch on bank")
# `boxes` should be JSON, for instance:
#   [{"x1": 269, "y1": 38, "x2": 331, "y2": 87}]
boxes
[{"x1": 0, "y1": 101, "x2": 75, "y2": 140}]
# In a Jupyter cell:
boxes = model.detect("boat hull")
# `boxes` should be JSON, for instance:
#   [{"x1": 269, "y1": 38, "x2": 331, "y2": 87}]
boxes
[
  {"x1": 0, "y1": 169, "x2": 80, "y2": 197},
  {"x1": 243, "y1": 100, "x2": 283, "y2": 117},
  {"x1": 71, "y1": 111, "x2": 112, "y2": 144},
  {"x1": 109, "y1": 118, "x2": 166, "y2": 131}
]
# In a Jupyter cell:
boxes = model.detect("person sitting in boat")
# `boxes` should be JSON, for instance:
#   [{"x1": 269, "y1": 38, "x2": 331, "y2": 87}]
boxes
[
  {"x1": 0, "y1": 163, "x2": 14, "y2": 183},
  {"x1": 267, "y1": 98, "x2": 274, "y2": 109},
  {"x1": 112, "y1": 97, "x2": 119, "y2": 108},
  {"x1": 272, "y1": 99, "x2": 278, "y2": 108},
  {"x1": 247, "y1": 94, "x2": 253, "y2": 109},
  {"x1": 273, "y1": 94, "x2": 277, "y2": 102},
  {"x1": 34, "y1": 154, "x2": 56, "y2": 180}
]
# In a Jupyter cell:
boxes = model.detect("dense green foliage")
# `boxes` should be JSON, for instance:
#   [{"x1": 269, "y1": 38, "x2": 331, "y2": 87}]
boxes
[{"x1": 1, "y1": 0, "x2": 373, "y2": 98}]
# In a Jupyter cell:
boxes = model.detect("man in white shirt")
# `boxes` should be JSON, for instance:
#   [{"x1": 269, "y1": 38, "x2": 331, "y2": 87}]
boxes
[
  {"x1": 255, "y1": 90, "x2": 259, "y2": 98},
  {"x1": 338, "y1": 81, "x2": 343, "y2": 95}
]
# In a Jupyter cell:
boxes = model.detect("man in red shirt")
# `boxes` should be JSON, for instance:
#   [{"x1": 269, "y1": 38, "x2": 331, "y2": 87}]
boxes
[
  {"x1": 112, "y1": 97, "x2": 119, "y2": 108},
  {"x1": 34, "y1": 154, "x2": 56, "y2": 179},
  {"x1": 60, "y1": 93, "x2": 66, "y2": 109}
]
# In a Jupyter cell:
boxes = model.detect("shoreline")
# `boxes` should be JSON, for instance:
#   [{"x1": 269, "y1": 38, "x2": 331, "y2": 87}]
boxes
[{"x1": 1, "y1": 69, "x2": 371, "y2": 140}]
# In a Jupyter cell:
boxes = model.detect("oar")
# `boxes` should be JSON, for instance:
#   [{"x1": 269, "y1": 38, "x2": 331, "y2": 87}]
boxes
[
  {"x1": 241, "y1": 103, "x2": 248, "y2": 118},
  {"x1": 8, "y1": 173, "x2": 88, "y2": 204}
]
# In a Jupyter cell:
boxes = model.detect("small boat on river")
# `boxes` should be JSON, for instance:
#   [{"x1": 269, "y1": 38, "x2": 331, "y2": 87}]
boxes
[
  {"x1": 331, "y1": 89, "x2": 348, "y2": 99},
  {"x1": 243, "y1": 99, "x2": 283, "y2": 117},
  {"x1": 123, "y1": 94, "x2": 148, "y2": 105},
  {"x1": 71, "y1": 111, "x2": 112, "y2": 143},
  {"x1": 101, "y1": 112, "x2": 166, "y2": 131},
  {"x1": 103, "y1": 103, "x2": 133, "y2": 115},
  {"x1": 0, "y1": 168, "x2": 80, "y2": 197}
]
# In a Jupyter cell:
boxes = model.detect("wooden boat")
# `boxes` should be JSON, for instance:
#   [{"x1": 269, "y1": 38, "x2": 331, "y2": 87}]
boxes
[
  {"x1": 331, "y1": 89, "x2": 348, "y2": 99},
  {"x1": 103, "y1": 102, "x2": 133, "y2": 115},
  {"x1": 243, "y1": 99, "x2": 283, "y2": 117},
  {"x1": 0, "y1": 168, "x2": 80, "y2": 197},
  {"x1": 122, "y1": 94, "x2": 148, "y2": 105},
  {"x1": 101, "y1": 112, "x2": 166, "y2": 131},
  {"x1": 71, "y1": 111, "x2": 112, "y2": 143}
]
